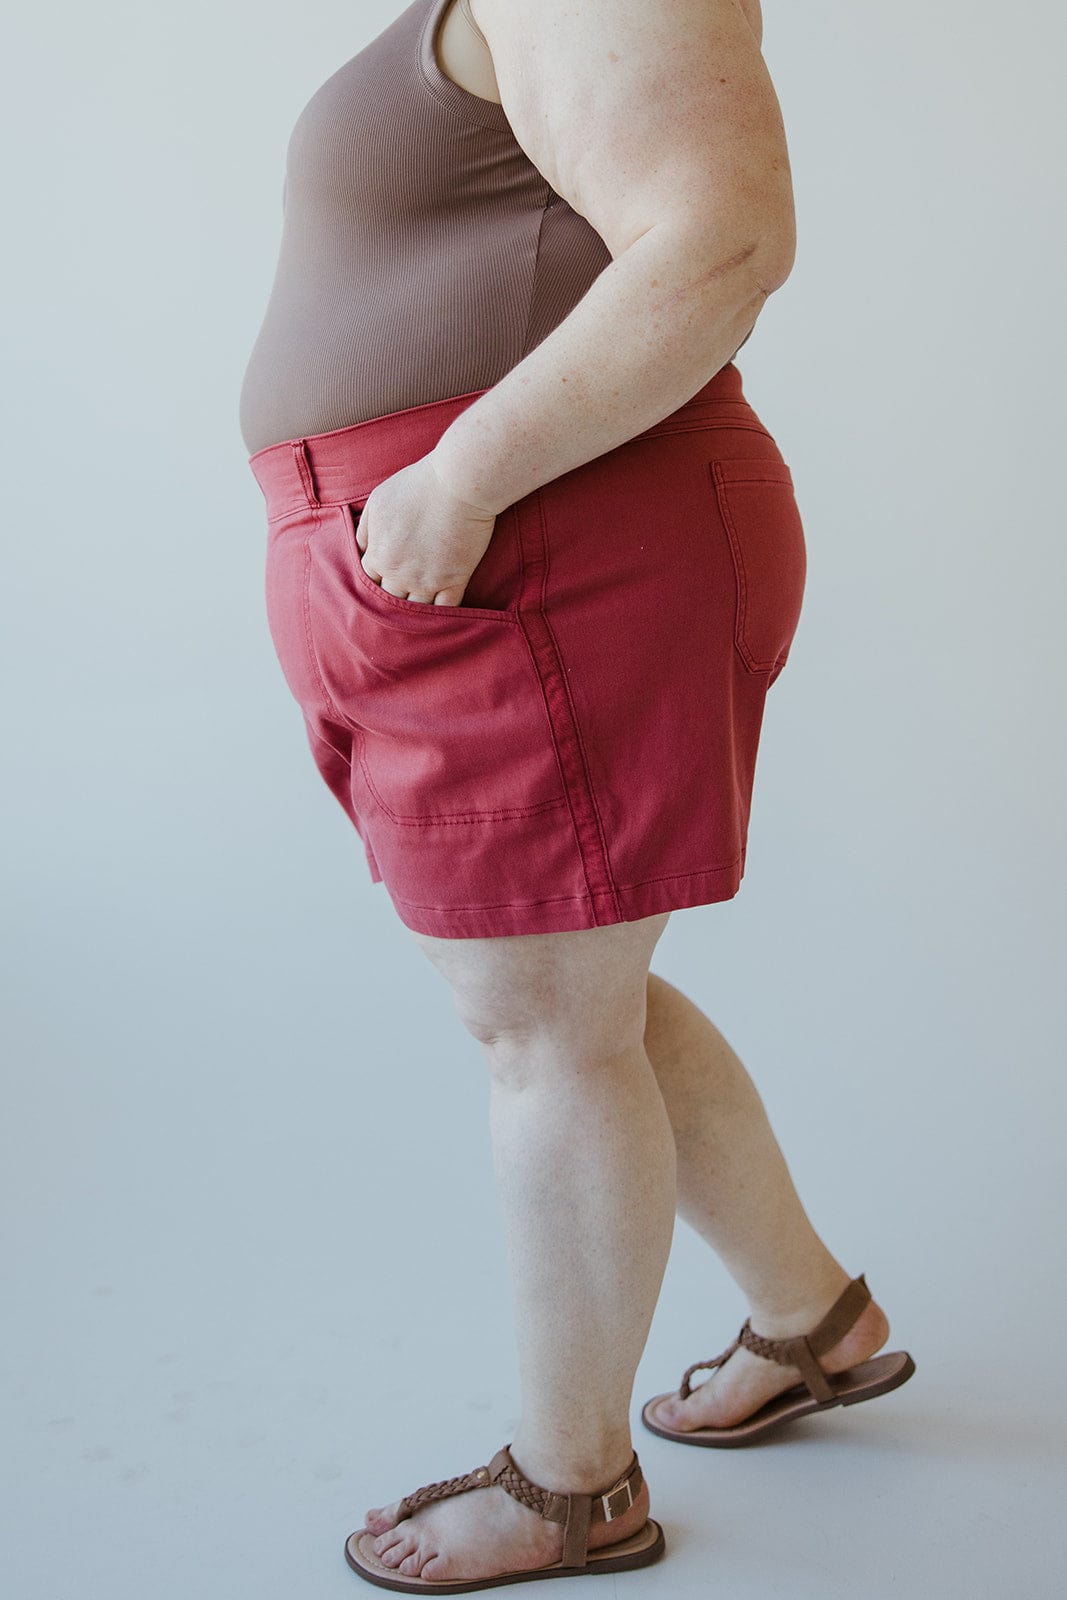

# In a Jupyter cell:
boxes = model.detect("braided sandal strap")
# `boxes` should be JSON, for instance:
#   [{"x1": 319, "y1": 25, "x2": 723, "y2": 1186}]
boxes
[
  {"x1": 740, "y1": 1273, "x2": 871, "y2": 1402},
  {"x1": 678, "y1": 1274, "x2": 872, "y2": 1406},
  {"x1": 395, "y1": 1463, "x2": 493, "y2": 1520},
  {"x1": 394, "y1": 1444, "x2": 644, "y2": 1571},
  {"x1": 678, "y1": 1336, "x2": 742, "y2": 1399}
]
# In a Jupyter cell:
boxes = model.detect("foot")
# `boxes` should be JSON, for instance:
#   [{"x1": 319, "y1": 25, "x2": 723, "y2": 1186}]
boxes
[
  {"x1": 363, "y1": 1456, "x2": 652, "y2": 1584},
  {"x1": 650, "y1": 1287, "x2": 891, "y2": 1433}
]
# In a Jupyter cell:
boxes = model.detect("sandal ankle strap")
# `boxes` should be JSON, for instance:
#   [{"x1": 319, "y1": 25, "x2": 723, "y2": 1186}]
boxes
[
  {"x1": 395, "y1": 1442, "x2": 643, "y2": 1570},
  {"x1": 679, "y1": 1273, "x2": 871, "y2": 1404}
]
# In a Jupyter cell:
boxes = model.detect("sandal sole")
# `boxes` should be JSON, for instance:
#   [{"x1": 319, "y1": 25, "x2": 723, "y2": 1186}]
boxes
[
  {"x1": 344, "y1": 1517, "x2": 665, "y2": 1592},
  {"x1": 641, "y1": 1349, "x2": 916, "y2": 1447}
]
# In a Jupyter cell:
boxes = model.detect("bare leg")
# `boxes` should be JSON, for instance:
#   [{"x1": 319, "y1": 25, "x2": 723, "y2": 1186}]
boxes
[
  {"x1": 642, "y1": 971, "x2": 890, "y2": 1430},
  {"x1": 365, "y1": 913, "x2": 674, "y2": 1586}
]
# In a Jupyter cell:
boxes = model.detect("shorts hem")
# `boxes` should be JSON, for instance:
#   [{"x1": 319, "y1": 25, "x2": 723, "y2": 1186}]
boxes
[{"x1": 383, "y1": 853, "x2": 746, "y2": 938}]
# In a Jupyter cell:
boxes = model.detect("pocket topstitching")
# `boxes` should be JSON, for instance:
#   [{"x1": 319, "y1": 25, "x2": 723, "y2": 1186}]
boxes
[
  {"x1": 709, "y1": 460, "x2": 807, "y2": 675},
  {"x1": 303, "y1": 503, "x2": 566, "y2": 822}
]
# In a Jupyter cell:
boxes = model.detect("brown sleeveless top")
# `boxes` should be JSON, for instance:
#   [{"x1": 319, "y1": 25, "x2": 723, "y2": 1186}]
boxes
[{"x1": 238, "y1": 0, "x2": 613, "y2": 456}]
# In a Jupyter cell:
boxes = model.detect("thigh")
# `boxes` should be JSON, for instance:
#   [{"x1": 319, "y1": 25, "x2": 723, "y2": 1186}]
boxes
[{"x1": 407, "y1": 912, "x2": 671, "y2": 1051}]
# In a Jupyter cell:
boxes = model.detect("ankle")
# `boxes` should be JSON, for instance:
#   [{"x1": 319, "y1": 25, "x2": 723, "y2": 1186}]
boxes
[
  {"x1": 508, "y1": 1433, "x2": 637, "y2": 1497},
  {"x1": 745, "y1": 1265, "x2": 855, "y2": 1337}
]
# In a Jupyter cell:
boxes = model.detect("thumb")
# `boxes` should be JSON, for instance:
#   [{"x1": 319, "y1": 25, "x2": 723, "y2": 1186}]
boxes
[{"x1": 353, "y1": 506, "x2": 368, "y2": 554}]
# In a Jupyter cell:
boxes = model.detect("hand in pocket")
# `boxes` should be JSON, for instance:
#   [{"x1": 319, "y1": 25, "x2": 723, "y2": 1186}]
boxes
[{"x1": 354, "y1": 454, "x2": 499, "y2": 606}]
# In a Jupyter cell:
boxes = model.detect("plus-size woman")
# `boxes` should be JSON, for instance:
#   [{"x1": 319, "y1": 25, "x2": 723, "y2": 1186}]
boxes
[{"x1": 239, "y1": 1, "x2": 915, "y2": 1590}]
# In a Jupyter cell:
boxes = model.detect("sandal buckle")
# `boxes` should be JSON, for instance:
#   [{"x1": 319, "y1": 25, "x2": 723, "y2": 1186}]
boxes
[{"x1": 601, "y1": 1479, "x2": 634, "y2": 1521}]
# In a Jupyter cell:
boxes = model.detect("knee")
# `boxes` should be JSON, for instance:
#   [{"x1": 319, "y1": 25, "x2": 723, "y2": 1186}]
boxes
[
  {"x1": 456, "y1": 981, "x2": 647, "y2": 1071},
  {"x1": 408, "y1": 916, "x2": 669, "y2": 1076},
  {"x1": 453, "y1": 965, "x2": 653, "y2": 1087}
]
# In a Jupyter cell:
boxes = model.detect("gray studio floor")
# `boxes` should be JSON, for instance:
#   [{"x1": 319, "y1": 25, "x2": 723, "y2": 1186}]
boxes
[{"x1": 4, "y1": 819, "x2": 1064, "y2": 1600}]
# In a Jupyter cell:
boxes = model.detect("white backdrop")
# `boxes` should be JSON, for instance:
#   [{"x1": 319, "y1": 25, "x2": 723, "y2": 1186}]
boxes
[{"x1": 2, "y1": 3, "x2": 1064, "y2": 1596}]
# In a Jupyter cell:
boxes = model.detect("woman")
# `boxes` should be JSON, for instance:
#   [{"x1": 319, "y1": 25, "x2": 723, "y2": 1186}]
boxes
[{"x1": 240, "y1": 1, "x2": 914, "y2": 1590}]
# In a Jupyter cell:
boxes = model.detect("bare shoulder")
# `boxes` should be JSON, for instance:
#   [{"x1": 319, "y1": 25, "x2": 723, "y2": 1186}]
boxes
[
  {"x1": 474, "y1": 0, "x2": 763, "y2": 50},
  {"x1": 472, "y1": 0, "x2": 790, "y2": 263}
]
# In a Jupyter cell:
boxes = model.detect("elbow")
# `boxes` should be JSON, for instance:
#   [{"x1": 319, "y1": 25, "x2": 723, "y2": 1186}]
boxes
[
  {"x1": 736, "y1": 209, "x2": 795, "y2": 295},
  {"x1": 754, "y1": 224, "x2": 796, "y2": 294},
  {"x1": 755, "y1": 185, "x2": 798, "y2": 289},
  {"x1": 666, "y1": 214, "x2": 796, "y2": 301},
  {"x1": 699, "y1": 229, "x2": 795, "y2": 310},
  {"x1": 715, "y1": 191, "x2": 798, "y2": 295}
]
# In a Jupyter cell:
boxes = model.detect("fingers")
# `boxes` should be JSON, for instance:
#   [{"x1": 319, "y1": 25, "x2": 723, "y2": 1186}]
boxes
[
  {"x1": 353, "y1": 511, "x2": 389, "y2": 589},
  {"x1": 375, "y1": 568, "x2": 457, "y2": 605},
  {"x1": 352, "y1": 508, "x2": 465, "y2": 605},
  {"x1": 380, "y1": 579, "x2": 431, "y2": 603}
]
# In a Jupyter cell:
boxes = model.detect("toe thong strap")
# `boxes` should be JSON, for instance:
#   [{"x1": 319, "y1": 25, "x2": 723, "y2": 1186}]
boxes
[
  {"x1": 395, "y1": 1463, "x2": 494, "y2": 1521},
  {"x1": 678, "y1": 1336, "x2": 741, "y2": 1399}
]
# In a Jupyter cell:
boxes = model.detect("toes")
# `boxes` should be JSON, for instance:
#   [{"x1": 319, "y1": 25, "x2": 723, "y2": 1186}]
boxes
[
  {"x1": 398, "y1": 1550, "x2": 427, "y2": 1576},
  {"x1": 366, "y1": 1498, "x2": 402, "y2": 1533},
  {"x1": 380, "y1": 1534, "x2": 416, "y2": 1569}
]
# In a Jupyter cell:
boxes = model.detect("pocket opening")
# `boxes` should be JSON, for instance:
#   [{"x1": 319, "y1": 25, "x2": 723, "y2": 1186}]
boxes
[
  {"x1": 339, "y1": 502, "x2": 516, "y2": 626},
  {"x1": 709, "y1": 461, "x2": 807, "y2": 676}
]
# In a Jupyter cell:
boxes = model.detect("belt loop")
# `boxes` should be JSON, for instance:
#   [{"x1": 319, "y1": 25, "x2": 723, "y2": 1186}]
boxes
[{"x1": 291, "y1": 439, "x2": 320, "y2": 507}]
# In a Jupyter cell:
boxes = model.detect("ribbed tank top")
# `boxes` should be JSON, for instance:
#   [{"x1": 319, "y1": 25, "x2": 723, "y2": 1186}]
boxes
[{"x1": 238, "y1": 0, "x2": 613, "y2": 456}]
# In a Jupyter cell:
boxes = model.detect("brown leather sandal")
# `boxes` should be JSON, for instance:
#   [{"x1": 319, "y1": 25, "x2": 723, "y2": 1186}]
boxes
[
  {"x1": 641, "y1": 1272, "x2": 915, "y2": 1448},
  {"x1": 344, "y1": 1442, "x2": 665, "y2": 1592}
]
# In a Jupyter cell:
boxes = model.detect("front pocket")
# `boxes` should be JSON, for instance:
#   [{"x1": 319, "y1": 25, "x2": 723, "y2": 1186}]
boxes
[
  {"x1": 341, "y1": 501, "x2": 517, "y2": 624},
  {"x1": 709, "y1": 460, "x2": 807, "y2": 675},
  {"x1": 305, "y1": 504, "x2": 567, "y2": 822}
]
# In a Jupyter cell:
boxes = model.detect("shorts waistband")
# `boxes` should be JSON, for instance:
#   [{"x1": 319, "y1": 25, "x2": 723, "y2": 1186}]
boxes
[{"x1": 247, "y1": 361, "x2": 750, "y2": 519}]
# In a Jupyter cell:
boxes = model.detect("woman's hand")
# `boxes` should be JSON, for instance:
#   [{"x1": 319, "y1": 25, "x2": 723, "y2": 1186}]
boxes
[{"x1": 353, "y1": 455, "x2": 499, "y2": 606}]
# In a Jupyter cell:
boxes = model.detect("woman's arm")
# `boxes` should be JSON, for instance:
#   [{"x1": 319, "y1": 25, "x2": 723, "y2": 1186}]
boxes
[{"x1": 429, "y1": 0, "x2": 795, "y2": 515}]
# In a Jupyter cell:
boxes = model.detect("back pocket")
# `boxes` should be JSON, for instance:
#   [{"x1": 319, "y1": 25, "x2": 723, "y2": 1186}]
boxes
[{"x1": 709, "y1": 460, "x2": 807, "y2": 675}]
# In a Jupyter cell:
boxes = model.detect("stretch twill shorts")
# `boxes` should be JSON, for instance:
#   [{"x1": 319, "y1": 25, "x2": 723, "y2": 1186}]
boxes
[{"x1": 247, "y1": 360, "x2": 806, "y2": 939}]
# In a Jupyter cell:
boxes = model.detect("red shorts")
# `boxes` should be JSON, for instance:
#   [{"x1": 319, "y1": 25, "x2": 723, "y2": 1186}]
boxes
[{"x1": 247, "y1": 361, "x2": 806, "y2": 938}]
